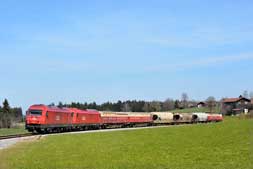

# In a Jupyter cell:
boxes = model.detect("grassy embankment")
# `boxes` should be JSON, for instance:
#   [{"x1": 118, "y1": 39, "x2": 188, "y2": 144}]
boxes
[
  {"x1": 0, "y1": 124, "x2": 28, "y2": 136},
  {"x1": 0, "y1": 117, "x2": 252, "y2": 169}
]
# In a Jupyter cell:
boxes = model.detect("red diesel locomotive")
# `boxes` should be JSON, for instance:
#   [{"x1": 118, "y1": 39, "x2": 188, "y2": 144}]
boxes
[{"x1": 26, "y1": 104, "x2": 73, "y2": 133}]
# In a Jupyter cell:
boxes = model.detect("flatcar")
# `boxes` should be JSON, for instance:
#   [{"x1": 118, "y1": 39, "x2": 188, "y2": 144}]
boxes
[
  {"x1": 100, "y1": 112, "x2": 129, "y2": 128},
  {"x1": 127, "y1": 113, "x2": 152, "y2": 126}
]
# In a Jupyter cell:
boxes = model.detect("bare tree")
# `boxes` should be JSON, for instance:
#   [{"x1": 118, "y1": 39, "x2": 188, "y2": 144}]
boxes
[
  {"x1": 249, "y1": 91, "x2": 253, "y2": 99},
  {"x1": 121, "y1": 103, "x2": 131, "y2": 112},
  {"x1": 150, "y1": 101, "x2": 162, "y2": 112},
  {"x1": 206, "y1": 96, "x2": 216, "y2": 113},
  {"x1": 142, "y1": 102, "x2": 150, "y2": 112},
  {"x1": 181, "y1": 93, "x2": 189, "y2": 108},
  {"x1": 174, "y1": 100, "x2": 180, "y2": 109},
  {"x1": 163, "y1": 98, "x2": 175, "y2": 111},
  {"x1": 243, "y1": 90, "x2": 249, "y2": 98},
  {"x1": 0, "y1": 111, "x2": 3, "y2": 128}
]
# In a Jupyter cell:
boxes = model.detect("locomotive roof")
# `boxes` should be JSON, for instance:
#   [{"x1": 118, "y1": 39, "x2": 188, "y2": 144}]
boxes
[
  {"x1": 29, "y1": 105, "x2": 101, "y2": 114},
  {"x1": 69, "y1": 107, "x2": 100, "y2": 114},
  {"x1": 29, "y1": 104, "x2": 71, "y2": 113}
]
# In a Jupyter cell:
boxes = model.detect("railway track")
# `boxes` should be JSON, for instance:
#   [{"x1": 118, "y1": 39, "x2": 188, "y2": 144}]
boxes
[{"x1": 0, "y1": 133, "x2": 35, "y2": 140}]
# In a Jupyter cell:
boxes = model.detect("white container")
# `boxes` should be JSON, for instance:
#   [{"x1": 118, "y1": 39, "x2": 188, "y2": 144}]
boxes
[
  {"x1": 151, "y1": 112, "x2": 173, "y2": 123},
  {"x1": 192, "y1": 112, "x2": 208, "y2": 122}
]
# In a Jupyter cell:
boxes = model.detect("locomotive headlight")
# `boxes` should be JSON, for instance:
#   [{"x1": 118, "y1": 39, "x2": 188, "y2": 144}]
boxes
[{"x1": 32, "y1": 117, "x2": 38, "y2": 121}]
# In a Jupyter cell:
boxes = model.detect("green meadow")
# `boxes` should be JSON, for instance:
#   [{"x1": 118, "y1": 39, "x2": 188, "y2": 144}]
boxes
[
  {"x1": 0, "y1": 117, "x2": 252, "y2": 169},
  {"x1": 0, "y1": 126, "x2": 28, "y2": 137}
]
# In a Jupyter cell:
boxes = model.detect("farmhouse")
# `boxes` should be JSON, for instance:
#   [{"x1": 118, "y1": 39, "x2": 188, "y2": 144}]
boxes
[
  {"x1": 197, "y1": 102, "x2": 206, "y2": 108},
  {"x1": 221, "y1": 95, "x2": 251, "y2": 115}
]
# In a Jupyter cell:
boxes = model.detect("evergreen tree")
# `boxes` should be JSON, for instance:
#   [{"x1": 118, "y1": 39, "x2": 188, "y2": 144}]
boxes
[
  {"x1": 3, "y1": 99, "x2": 10, "y2": 113},
  {"x1": 2, "y1": 99, "x2": 11, "y2": 128},
  {"x1": 58, "y1": 101, "x2": 64, "y2": 108}
]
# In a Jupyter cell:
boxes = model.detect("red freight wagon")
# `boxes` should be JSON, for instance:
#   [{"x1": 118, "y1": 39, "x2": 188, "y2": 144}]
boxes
[
  {"x1": 70, "y1": 108, "x2": 101, "y2": 126},
  {"x1": 101, "y1": 113, "x2": 129, "y2": 125},
  {"x1": 207, "y1": 114, "x2": 223, "y2": 122},
  {"x1": 26, "y1": 104, "x2": 73, "y2": 133},
  {"x1": 128, "y1": 114, "x2": 152, "y2": 123}
]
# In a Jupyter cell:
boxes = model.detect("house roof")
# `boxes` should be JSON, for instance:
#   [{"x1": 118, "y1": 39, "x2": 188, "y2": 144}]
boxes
[
  {"x1": 222, "y1": 97, "x2": 250, "y2": 103},
  {"x1": 197, "y1": 102, "x2": 205, "y2": 105}
]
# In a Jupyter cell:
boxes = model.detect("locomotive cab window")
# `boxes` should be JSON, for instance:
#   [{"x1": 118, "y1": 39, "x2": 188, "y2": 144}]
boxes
[{"x1": 29, "y1": 110, "x2": 42, "y2": 116}]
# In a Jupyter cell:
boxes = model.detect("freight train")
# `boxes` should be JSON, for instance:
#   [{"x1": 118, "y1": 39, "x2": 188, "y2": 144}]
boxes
[{"x1": 25, "y1": 104, "x2": 223, "y2": 133}]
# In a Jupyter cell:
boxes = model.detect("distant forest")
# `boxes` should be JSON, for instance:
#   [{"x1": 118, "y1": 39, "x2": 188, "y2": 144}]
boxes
[
  {"x1": 54, "y1": 93, "x2": 201, "y2": 112},
  {"x1": 58, "y1": 99, "x2": 181, "y2": 112}
]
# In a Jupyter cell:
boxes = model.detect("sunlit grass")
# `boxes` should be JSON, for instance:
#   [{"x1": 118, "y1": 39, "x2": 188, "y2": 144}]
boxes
[
  {"x1": 0, "y1": 124, "x2": 28, "y2": 136},
  {"x1": 0, "y1": 117, "x2": 252, "y2": 169}
]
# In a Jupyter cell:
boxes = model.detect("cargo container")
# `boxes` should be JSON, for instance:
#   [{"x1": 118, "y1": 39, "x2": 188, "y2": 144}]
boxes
[
  {"x1": 151, "y1": 112, "x2": 174, "y2": 124},
  {"x1": 192, "y1": 112, "x2": 208, "y2": 122},
  {"x1": 207, "y1": 114, "x2": 223, "y2": 122},
  {"x1": 173, "y1": 113, "x2": 192, "y2": 123}
]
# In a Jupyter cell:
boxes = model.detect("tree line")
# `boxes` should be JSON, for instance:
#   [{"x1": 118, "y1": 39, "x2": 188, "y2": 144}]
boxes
[
  {"x1": 56, "y1": 93, "x2": 201, "y2": 112},
  {"x1": 0, "y1": 99, "x2": 23, "y2": 128}
]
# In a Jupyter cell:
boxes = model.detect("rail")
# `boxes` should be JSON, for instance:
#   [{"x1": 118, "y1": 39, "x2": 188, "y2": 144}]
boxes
[{"x1": 0, "y1": 133, "x2": 34, "y2": 140}]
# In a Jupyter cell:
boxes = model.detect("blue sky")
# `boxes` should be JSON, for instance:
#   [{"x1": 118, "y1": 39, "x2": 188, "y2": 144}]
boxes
[{"x1": 0, "y1": 0, "x2": 252, "y2": 110}]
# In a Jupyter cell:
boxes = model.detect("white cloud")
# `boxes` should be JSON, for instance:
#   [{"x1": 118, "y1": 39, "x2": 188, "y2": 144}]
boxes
[
  {"x1": 145, "y1": 53, "x2": 253, "y2": 72},
  {"x1": 145, "y1": 26, "x2": 253, "y2": 48}
]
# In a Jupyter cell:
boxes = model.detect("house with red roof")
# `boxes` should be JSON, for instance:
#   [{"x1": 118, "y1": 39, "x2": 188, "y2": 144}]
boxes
[{"x1": 221, "y1": 95, "x2": 251, "y2": 115}]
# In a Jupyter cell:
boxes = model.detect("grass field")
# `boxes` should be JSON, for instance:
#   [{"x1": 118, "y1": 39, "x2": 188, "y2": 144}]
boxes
[
  {"x1": 0, "y1": 117, "x2": 252, "y2": 169},
  {"x1": 0, "y1": 124, "x2": 28, "y2": 136}
]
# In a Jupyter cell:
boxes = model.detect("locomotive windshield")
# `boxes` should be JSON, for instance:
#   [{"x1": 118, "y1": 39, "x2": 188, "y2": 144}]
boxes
[{"x1": 29, "y1": 110, "x2": 42, "y2": 116}]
